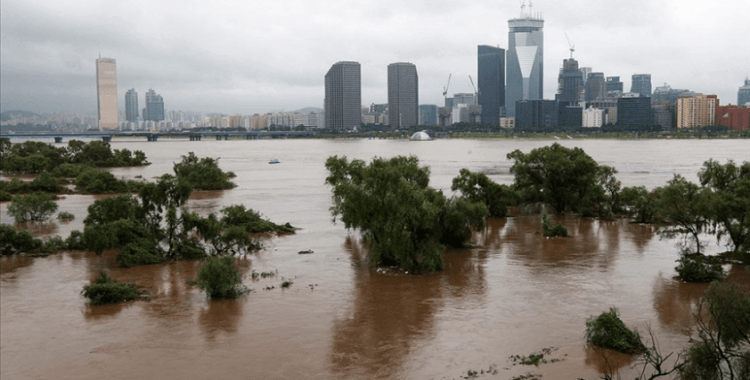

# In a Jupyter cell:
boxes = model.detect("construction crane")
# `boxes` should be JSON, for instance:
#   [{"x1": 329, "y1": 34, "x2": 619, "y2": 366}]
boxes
[
  {"x1": 442, "y1": 74, "x2": 452, "y2": 102},
  {"x1": 468, "y1": 75, "x2": 479, "y2": 98},
  {"x1": 468, "y1": 75, "x2": 481, "y2": 123},
  {"x1": 565, "y1": 32, "x2": 575, "y2": 59}
]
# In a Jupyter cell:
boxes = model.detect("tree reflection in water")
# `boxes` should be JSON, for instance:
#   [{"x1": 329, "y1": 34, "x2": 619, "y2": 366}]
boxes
[{"x1": 331, "y1": 236, "x2": 487, "y2": 379}]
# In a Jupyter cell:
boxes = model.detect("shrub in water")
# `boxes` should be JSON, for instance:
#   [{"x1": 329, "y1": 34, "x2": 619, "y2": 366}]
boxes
[
  {"x1": 81, "y1": 270, "x2": 146, "y2": 305},
  {"x1": 542, "y1": 214, "x2": 568, "y2": 237},
  {"x1": 57, "y1": 211, "x2": 75, "y2": 220},
  {"x1": 64, "y1": 230, "x2": 86, "y2": 250},
  {"x1": 7, "y1": 192, "x2": 59, "y2": 222},
  {"x1": 585, "y1": 308, "x2": 644, "y2": 355},
  {"x1": 676, "y1": 254, "x2": 725, "y2": 283},
  {"x1": 0, "y1": 224, "x2": 42, "y2": 255},
  {"x1": 195, "y1": 256, "x2": 246, "y2": 299}
]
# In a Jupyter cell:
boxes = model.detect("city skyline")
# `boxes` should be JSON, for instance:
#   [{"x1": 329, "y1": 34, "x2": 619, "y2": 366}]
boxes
[{"x1": 1, "y1": 0, "x2": 749, "y2": 115}]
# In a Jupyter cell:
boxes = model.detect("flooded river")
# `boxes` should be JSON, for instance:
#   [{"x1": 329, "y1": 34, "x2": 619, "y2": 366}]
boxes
[{"x1": 1, "y1": 138, "x2": 749, "y2": 379}]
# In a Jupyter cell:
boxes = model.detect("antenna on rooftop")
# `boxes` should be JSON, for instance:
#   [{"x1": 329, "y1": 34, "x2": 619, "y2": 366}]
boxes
[{"x1": 519, "y1": 0, "x2": 526, "y2": 15}]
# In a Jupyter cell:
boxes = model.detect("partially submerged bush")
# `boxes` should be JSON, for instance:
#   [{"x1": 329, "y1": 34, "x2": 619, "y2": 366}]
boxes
[
  {"x1": 585, "y1": 308, "x2": 644, "y2": 355},
  {"x1": 542, "y1": 214, "x2": 568, "y2": 237},
  {"x1": 7, "y1": 192, "x2": 58, "y2": 222},
  {"x1": 195, "y1": 256, "x2": 247, "y2": 299},
  {"x1": 173, "y1": 152, "x2": 236, "y2": 190},
  {"x1": 451, "y1": 168, "x2": 518, "y2": 218},
  {"x1": 117, "y1": 240, "x2": 164, "y2": 268},
  {"x1": 0, "y1": 224, "x2": 42, "y2": 255},
  {"x1": 676, "y1": 254, "x2": 725, "y2": 283},
  {"x1": 57, "y1": 211, "x2": 75, "y2": 220},
  {"x1": 219, "y1": 204, "x2": 294, "y2": 233},
  {"x1": 81, "y1": 270, "x2": 147, "y2": 305}
]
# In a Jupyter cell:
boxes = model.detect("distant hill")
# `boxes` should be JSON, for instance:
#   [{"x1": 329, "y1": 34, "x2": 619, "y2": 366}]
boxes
[{"x1": 1, "y1": 110, "x2": 39, "y2": 120}]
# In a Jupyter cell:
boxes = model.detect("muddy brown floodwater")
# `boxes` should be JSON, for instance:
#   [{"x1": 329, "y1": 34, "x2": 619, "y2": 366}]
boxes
[{"x1": 1, "y1": 139, "x2": 749, "y2": 379}]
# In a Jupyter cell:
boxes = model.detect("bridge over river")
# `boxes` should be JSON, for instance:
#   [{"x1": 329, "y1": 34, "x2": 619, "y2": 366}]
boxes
[{"x1": 0, "y1": 130, "x2": 315, "y2": 142}]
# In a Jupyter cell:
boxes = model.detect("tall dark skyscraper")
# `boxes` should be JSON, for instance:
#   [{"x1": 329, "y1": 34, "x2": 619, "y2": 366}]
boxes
[
  {"x1": 606, "y1": 77, "x2": 623, "y2": 93},
  {"x1": 586, "y1": 73, "x2": 606, "y2": 102},
  {"x1": 506, "y1": 7, "x2": 544, "y2": 117},
  {"x1": 325, "y1": 61, "x2": 361, "y2": 130},
  {"x1": 477, "y1": 45, "x2": 505, "y2": 124},
  {"x1": 556, "y1": 58, "x2": 582, "y2": 104},
  {"x1": 125, "y1": 88, "x2": 139, "y2": 122},
  {"x1": 418, "y1": 105, "x2": 438, "y2": 126},
  {"x1": 387, "y1": 62, "x2": 418, "y2": 127},
  {"x1": 145, "y1": 89, "x2": 165, "y2": 121},
  {"x1": 631, "y1": 74, "x2": 652, "y2": 97},
  {"x1": 618, "y1": 96, "x2": 653, "y2": 125},
  {"x1": 738, "y1": 78, "x2": 750, "y2": 106}
]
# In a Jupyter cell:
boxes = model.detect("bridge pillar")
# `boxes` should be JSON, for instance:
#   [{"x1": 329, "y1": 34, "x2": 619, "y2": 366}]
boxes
[
  {"x1": 147, "y1": 134, "x2": 159, "y2": 142},
  {"x1": 216, "y1": 135, "x2": 222, "y2": 141},
  {"x1": 54, "y1": 137, "x2": 63, "y2": 143},
  {"x1": 102, "y1": 136, "x2": 111, "y2": 142}
]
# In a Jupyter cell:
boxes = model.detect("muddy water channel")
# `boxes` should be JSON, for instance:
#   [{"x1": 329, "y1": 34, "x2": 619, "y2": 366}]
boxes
[{"x1": 1, "y1": 139, "x2": 749, "y2": 379}]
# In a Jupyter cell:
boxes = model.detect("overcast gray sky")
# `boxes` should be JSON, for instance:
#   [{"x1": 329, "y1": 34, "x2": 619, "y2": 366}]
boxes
[{"x1": 2, "y1": 0, "x2": 749, "y2": 115}]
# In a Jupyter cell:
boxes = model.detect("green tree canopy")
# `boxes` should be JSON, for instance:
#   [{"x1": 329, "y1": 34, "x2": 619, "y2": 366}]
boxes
[
  {"x1": 506, "y1": 143, "x2": 616, "y2": 215},
  {"x1": 325, "y1": 155, "x2": 487, "y2": 273},
  {"x1": 172, "y1": 152, "x2": 236, "y2": 190},
  {"x1": 7, "y1": 192, "x2": 59, "y2": 222},
  {"x1": 655, "y1": 174, "x2": 711, "y2": 255},
  {"x1": 450, "y1": 168, "x2": 518, "y2": 218},
  {"x1": 699, "y1": 159, "x2": 750, "y2": 255}
]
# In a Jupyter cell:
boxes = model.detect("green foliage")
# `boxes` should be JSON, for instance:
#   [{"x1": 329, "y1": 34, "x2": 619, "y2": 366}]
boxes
[
  {"x1": 64, "y1": 230, "x2": 86, "y2": 250},
  {"x1": 620, "y1": 186, "x2": 660, "y2": 223},
  {"x1": 57, "y1": 211, "x2": 75, "y2": 220},
  {"x1": 675, "y1": 254, "x2": 725, "y2": 283},
  {"x1": 74, "y1": 168, "x2": 143, "y2": 194},
  {"x1": 679, "y1": 282, "x2": 750, "y2": 380},
  {"x1": 585, "y1": 308, "x2": 644, "y2": 355},
  {"x1": 1, "y1": 140, "x2": 148, "y2": 174},
  {"x1": 51, "y1": 163, "x2": 96, "y2": 178},
  {"x1": 438, "y1": 196, "x2": 488, "y2": 247},
  {"x1": 195, "y1": 256, "x2": 246, "y2": 298},
  {"x1": 39, "y1": 236, "x2": 66, "y2": 254},
  {"x1": 451, "y1": 168, "x2": 518, "y2": 218},
  {"x1": 325, "y1": 155, "x2": 487, "y2": 273},
  {"x1": 655, "y1": 174, "x2": 711, "y2": 255},
  {"x1": 81, "y1": 270, "x2": 146, "y2": 305},
  {"x1": 0, "y1": 191, "x2": 11, "y2": 202},
  {"x1": 0, "y1": 224, "x2": 42, "y2": 255},
  {"x1": 542, "y1": 214, "x2": 568, "y2": 237},
  {"x1": 219, "y1": 204, "x2": 294, "y2": 233},
  {"x1": 507, "y1": 143, "x2": 616, "y2": 216},
  {"x1": 699, "y1": 159, "x2": 750, "y2": 256},
  {"x1": 117, "y1": 240, "x2": 164, "y2": 268},
  {"x1": 7, "y1": 192, "x2": 59, "y2": 222},
  {"x1": 29, "y1": 171, "x2": 64, "y2": 193},
  {"x1": 173, "y1": 152, "x2": 236, "y2": 190}
]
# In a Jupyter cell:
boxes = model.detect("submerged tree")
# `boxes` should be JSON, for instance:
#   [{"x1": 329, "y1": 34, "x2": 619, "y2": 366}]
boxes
[
  {"x1": 699, "y1": 159, "x2": 750, "y2": 257},
  {"x1": 655, "y1": 174, "x2": 712, "y2": 255},
  {"x1": 450, "y1": 168, "x2": 518, "y2": 218},
  {"x1": 506, "y1": 143, "x2": 616, "y2": 216},
  {"x1": 7, "y1": 192, "x2": 59, "y2": 222},
  {"x1": 173, "y1": 152, "x2": 236, "y2": 190},
  {"x1": 325, "y1": 155, "x2": 487, "y2": 273}
]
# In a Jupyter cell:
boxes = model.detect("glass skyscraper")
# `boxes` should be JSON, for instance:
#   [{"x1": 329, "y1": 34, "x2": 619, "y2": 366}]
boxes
[
  {"x1": 738, "y1": 78, "x2": 750, "y2": 106},
  {"x1": 145, "y1": 89, "x2": 165, "y2": 121},
  {"x1": 631, "y1": 74, "x2": 652, "y2": 97},
  {"x1": 506, "y1": 11, "x2": 544, "y2": 117},
  {"x1": 125, "y1": 88, "x2": 139, "y2": 122},
  {"x1": 477, "y1": 45, "x2": 505, "y2": 125},
  {"x1": 325, "y1": 61, "x2": 361, "y2": 130},
  {"x1": 387, "y1": 62, "x2": 418, "y2": 127}
]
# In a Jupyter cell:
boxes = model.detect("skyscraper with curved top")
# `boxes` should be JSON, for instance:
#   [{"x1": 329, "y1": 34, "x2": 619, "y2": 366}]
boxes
[
  {"x1": 388, "y1": 62, "x2": 418, "y2": 127},
  {"x1": 506, "y1": 6, "x2": 543, "y2": 117},
  {"x1": 325, "y1": 61, "x2": 361, "y2": 130}
]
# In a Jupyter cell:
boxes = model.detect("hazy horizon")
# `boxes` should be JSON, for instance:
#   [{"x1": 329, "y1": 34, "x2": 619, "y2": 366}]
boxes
[{"x1": 2, "y1": 0, "x2": 749, "y2": 115}]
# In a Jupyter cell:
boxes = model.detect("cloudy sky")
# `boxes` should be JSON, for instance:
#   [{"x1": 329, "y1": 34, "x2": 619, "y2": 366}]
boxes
[{"x1": 2, "y1": 0, "x2": 749, "y2": 115}]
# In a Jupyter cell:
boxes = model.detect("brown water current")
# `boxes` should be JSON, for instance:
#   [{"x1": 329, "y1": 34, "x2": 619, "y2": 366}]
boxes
[{"x1": 1, "y1": 139, "x2": 749, "y2": 379}]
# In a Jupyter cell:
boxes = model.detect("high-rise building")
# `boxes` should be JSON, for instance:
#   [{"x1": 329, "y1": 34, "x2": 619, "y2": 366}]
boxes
[
  {"x1": 418, "y1": 105, "x2": 438, "y2": 126},
  {"x1": 617, "y1": 96, "x2": 652, "y2": 126},
  {"x1": 477, "y1": 45, "x2": 505, "y2": 124},
  {"x1": 145, "y1": 89, "x2": 165, "y2": 121},
  {"x1": 387, "y1": 62, "x2": 418, "y2": 127},
  {"x1": 556, "y1": 58, "x2": 583, "y2": 105},
  {"x1": 631, "y1": 74, "x2": 652, "y2": 97},
  {"x1": 738, "y1": 78, "x2": 750, "y2": 106},
  {"x1": 676, "y1": 94, "x2": 717, "y2": 128},
  {"x1": 586, "y1": 73, "x2": 606, "y2": 102},
  {"x1": 325, "y1": 61, "x2": 361, "y2": 130},
  {"x1": 96, "y1": 57, "x2": 118, "y2": 130},
  {"x1": 558, "y1": 105, "x2": 582, "y2": 127},
  {"x1": 506, "y1": 7, "x2": 544, "y2": 117},
  {"x1": 580, "y1": 67, "x2": 592, "y2": 86},
  {"x1": 606, "y1": 77, "x2": 623, "y2": 93},
  {"x1": 515, "y1": 99, "x2": 558, "y2": 129},
  {"x1": 125, "y1": 88, "x2": 139, "y2": 122}
]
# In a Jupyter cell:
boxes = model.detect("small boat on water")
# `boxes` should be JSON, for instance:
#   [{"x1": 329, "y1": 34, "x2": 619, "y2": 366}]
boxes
[{"x1": 268, "y1": 158, "x2": 280, "y2": 164}]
